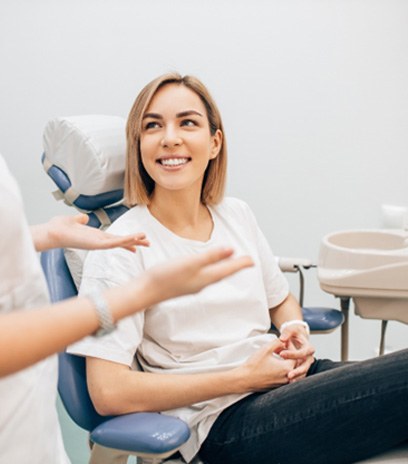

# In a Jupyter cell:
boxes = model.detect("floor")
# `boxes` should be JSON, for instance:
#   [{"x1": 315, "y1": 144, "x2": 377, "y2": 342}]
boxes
[{"x1": 57, "y1": 397, "x2": 89, "y2": 464}]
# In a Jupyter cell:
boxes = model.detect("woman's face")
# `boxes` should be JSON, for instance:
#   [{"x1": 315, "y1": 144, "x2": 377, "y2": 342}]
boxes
[{"x1": 140, "y1": 83, "x2": 222, "y2": 197}]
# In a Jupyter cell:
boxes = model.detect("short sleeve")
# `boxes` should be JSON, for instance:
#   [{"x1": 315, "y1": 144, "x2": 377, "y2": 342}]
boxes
[{"x1": 240, "y1": 201, "x2": 290, "y2": 308}]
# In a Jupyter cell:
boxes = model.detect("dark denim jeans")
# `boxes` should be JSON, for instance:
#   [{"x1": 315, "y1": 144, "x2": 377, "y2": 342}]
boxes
[{"x1": 199, "y1": 349, "x2": 408, "y2": 464}]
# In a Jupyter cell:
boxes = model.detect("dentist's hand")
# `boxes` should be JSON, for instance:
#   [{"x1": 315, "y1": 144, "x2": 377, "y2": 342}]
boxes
[
  {"x1": 146, "y1": 247, "x2": 254, "y2": 303},
  {"x1": 32, "y1": 213, "x2": 150, "y2": 252}
]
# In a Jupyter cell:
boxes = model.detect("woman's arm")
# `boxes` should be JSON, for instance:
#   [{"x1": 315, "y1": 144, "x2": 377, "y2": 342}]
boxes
[
  {"x1": 30, "y1": 213, "x2": 150, "y2": 252},
  {"x1": 87, "y1": 339, "x2": 295, "y2": 415},
  {"x1": 0, "y1": 248, "x2": 252, "y2": 377},
  {"x1": 268, "y1": 292, "x2": 304, "y2": 329}
]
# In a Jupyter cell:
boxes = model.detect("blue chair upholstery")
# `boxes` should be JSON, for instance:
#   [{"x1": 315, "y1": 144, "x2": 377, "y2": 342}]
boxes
[
  {"x1": 41, "y1": 248, "x2": 190, "y2": 464},
  {"x1": 301, "y1": 306, "x2": 344, "y2": 333}
]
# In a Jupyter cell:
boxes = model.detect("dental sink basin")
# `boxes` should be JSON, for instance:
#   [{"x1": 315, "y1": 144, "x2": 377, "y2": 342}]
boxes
[{"x1": 318, "y1": 229, "x2": 408, "y2": 323}]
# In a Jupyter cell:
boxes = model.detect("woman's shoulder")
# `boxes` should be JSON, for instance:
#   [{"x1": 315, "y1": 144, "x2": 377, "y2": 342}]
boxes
[
  {"x1": 214, "y1": 196, "x2": 253, "y2": 219},
  {"x1": 107, "y1": 204, "x2": 148, "y2": 234}
]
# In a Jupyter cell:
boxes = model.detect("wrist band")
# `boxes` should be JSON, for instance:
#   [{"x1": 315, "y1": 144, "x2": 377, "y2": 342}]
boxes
[
  {"x1": 279, "y1": 319, "x2": 310, "y2": 335},
  {"x1": 87, "y1": 291, "x2": 116, "y2": 337}
]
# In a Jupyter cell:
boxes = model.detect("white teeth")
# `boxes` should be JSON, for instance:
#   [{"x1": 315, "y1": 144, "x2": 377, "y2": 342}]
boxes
[{"x1": 160, "y1": 158, "x2": 188, "y2": 166}]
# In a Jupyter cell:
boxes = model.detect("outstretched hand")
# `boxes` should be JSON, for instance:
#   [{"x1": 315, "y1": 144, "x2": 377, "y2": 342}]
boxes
[
  {"x1": 147, "y1": 247, "x2": 254, "y2": 302},
  {"x1": 32, "y1": 214, "x2": 150, "y2": 252}
]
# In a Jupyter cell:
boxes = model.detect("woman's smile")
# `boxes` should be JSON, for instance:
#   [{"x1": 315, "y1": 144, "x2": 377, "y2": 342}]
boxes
[{"x1": 156, "y1": 156, "x2": 192, "y2": 169}]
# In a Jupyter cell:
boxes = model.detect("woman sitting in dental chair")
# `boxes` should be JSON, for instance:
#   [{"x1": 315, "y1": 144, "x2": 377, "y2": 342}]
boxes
[{"x1": 68, "y1": 73, "x2": 408, "y2": 464}]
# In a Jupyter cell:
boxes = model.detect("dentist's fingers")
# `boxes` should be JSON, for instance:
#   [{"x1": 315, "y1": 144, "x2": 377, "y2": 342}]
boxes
[
  {"x1": 147, "y1": 247, "x2": 254, "y2": 300},
  {"x1": 46, "y1": 214, "x2": 151, "y2": 252},
  {"x1": 199, "y1": 251, "x2": 254, "y2": 285}
]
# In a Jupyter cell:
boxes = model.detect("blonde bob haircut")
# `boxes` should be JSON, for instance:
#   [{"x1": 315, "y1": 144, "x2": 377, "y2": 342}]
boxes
[{"x1": 125, "y1": 73, "x2": 227, "y2": 206}]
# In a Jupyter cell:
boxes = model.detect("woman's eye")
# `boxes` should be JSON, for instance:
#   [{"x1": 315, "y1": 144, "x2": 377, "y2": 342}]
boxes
[
  {"x1": 181, "y1": 119, "x2": 197, "y2": 127},
  {"x1": 145, "y1": 121, "x2": 160, "y2": 130}
]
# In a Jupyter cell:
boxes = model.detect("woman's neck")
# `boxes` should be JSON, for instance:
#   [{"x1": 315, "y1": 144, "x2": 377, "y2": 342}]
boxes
[{"x1": 148, "y1": 189, "x2": 214, "y2": 242}]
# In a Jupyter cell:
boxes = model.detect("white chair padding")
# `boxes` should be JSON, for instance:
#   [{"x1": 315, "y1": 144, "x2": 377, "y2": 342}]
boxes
[{"x1": 42, "y1": 115, "x2": 126, "y2": 199}]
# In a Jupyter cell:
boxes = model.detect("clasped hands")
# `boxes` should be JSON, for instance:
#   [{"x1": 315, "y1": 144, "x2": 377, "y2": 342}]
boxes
[
  {"x1": 279, "y1": 325, "x2": 315, "y2": 383},
  {"x1": 240, "y1": 325, "x2": 315, "y2": 392}
]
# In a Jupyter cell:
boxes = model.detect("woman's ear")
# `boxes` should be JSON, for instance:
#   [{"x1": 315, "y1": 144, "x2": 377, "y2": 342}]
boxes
[{"x1": 210, "y1": 129, "x2": 223, "y2": 159}]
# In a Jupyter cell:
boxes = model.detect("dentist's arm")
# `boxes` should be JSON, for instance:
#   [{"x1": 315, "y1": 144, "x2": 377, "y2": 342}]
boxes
[{"x1": 0, "y1": 248, "x2": 252, "y2": 377}]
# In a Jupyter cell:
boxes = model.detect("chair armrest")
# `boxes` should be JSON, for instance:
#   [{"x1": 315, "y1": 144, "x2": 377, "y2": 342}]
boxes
[{"x1": 91, "y1": 412, "x2": 190, "y2": 454}]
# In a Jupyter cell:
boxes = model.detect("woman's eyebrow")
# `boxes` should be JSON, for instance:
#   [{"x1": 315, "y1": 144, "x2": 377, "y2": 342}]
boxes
[
  {"x1": 176, "y1": 110, "x2": 204, "y2": 118},
  {"x1": 143, "y1": 110, "x2": 204, "y2": 120},
  {"x1": 143, "y1": 112, "x2": 162, "y2": 120}
]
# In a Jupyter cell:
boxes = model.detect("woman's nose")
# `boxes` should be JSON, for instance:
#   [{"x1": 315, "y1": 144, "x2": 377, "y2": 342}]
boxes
[{"x1": 160, "y1": 126, "x2": 182, "y2": 148}]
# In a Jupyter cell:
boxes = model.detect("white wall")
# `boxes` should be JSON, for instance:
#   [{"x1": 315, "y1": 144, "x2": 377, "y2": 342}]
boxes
[{"x1": 1, "y1": 0, "x2": 407, "y2": 360}]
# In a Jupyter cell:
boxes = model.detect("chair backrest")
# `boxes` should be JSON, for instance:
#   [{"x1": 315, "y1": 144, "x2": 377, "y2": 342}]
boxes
[
  {"x1": 41, "y1": 248, "x2": 110, "y2": 432},
  {"x1": 42, "y1": 115, "x2": 126, "y2": 212},
  {"x1": 41, "y1": 115, "x2": 130, "y2": 431}
]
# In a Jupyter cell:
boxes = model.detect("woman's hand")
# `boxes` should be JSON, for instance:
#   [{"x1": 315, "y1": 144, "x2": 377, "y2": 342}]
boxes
[
  {"x1": 279, "y1": 326, "x2": 315, "y2": 383},
  {"x1": 31, "y1": 213, "x2": 150, "y2": 252},
  {"x1": 145, "y1": 247, "x2": 254, "y2": 303},
  {"x1": 234, "y1": 340, "x2": 296, "y2": 393}
]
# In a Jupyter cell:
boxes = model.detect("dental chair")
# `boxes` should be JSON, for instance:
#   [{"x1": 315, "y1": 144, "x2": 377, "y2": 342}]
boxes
[{"x1": 42, "y1": 115, "x2": 408, "y2": 464}]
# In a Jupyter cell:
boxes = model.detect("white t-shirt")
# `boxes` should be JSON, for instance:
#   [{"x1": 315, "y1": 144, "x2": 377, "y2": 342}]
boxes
[
  {"x1": 68, "y1": 197, "x2": 289, "y2": 462},
  {"x1": 0, "y1": 156, "x2": 69, "y2": 464}
]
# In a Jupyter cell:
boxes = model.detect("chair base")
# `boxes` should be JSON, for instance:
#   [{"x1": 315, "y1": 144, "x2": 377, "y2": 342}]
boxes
[
  {"x1": 90, "y1": 443, "x2": 184, "y2": 464},
  {"x1": 354, "y1": 443, "x2": 408, "y2": 463}
]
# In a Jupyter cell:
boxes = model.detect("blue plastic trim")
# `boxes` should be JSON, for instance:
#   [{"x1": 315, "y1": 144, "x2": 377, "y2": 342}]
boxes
[
  {"x1": 73, "y1": 190, "x2": 124, "y2": 211},
  {"x1": 87, "y1": 205, "x2": 129, "y2": 228},
  {"x1": 40, "y1": 248, "x2": 77, "y2": 302},
  {"x1": 42, "y1": 156, "x2": 124, "y2": 210}
]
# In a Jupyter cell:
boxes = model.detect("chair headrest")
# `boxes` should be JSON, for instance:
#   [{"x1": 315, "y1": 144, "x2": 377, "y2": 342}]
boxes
[{"x1": 42, "y1": 115, "x2": 127, "y2": 211}]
